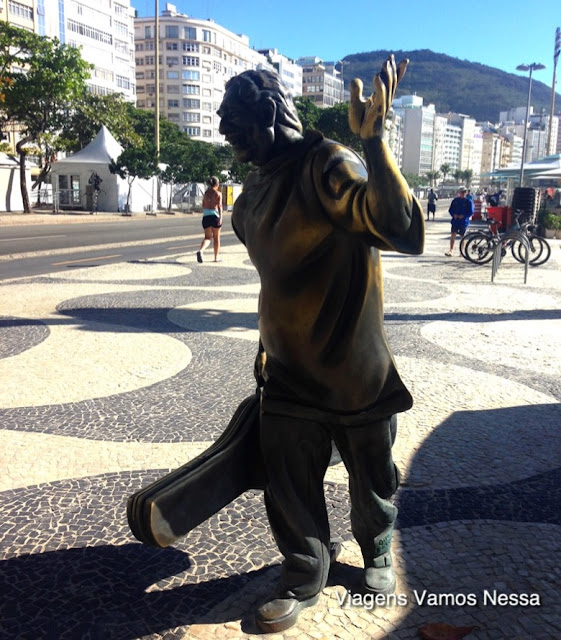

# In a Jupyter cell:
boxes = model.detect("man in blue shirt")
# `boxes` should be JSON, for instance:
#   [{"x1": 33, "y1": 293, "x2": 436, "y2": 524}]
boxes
[{"x1": 445, "y1": 187, "x2": 474, "y2": 256}]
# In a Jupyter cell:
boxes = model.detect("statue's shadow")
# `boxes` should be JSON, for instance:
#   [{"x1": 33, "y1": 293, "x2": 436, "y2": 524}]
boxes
[
  {"x1": 0, "y1": 543, "x2": 273, "y2": 639},
  {"x1": 1, "y1": 541, "x2": 366, "y2": 639}
]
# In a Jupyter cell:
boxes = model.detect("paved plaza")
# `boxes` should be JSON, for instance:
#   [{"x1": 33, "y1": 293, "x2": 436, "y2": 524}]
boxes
[{"x1": 1, "y1": 214, "x2": 560, "y2": 639}]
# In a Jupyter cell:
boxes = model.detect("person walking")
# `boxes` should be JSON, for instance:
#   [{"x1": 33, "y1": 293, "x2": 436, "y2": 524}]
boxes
[
  {"x1": 197, "y1": 176, "x2": 223, "y2": 263},
  {"x1": 427, "y1": 188, "x2": 438, "y2": 221},
  {"x1": 445, "y1": 186, "x2": 473, "y2": 256}
]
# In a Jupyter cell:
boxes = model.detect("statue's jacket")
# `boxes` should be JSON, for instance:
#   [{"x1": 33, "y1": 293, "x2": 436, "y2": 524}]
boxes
[{"x1": 232, "y1": 130, "x2": 424, "y2": 425}]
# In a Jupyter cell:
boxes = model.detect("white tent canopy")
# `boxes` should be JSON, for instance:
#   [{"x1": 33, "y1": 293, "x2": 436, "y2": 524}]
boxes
[
  {"x1": 50, "y1": 126, "x2": 165, "y2": 213},
  {"x1": 55, "y1": 125, "x2": 123, "y2": 166}
]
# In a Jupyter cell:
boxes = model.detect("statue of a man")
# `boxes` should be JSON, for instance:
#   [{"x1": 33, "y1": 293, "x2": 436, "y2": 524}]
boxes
[{"x1": 217, "y1": 56, "x2": 424, "y2": 633}]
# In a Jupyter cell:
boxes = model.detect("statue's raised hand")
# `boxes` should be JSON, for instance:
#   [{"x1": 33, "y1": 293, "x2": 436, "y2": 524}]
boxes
[{"x1": 349, "y1": 55, "x2": 408, "y2": 139}]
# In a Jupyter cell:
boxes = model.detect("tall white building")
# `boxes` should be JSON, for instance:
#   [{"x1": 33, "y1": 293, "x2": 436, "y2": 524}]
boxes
[
  {"x1": 258, "y1": 49, "x2": 302, "y2": 97},
  {"x1": 134, "y1": 3, "x2": 270, "y2": 143},
  {"x1": 39, "y1": 0, "x2": 136, "y2": 101},
  {"x1": 393, "y1": 95, "x2": 435, "y2": 176}
]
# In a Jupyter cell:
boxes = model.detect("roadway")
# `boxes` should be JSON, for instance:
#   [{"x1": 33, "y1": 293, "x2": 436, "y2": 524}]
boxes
[{"x1": 0, "y1": 214, "x2": 239, "y2": 280}]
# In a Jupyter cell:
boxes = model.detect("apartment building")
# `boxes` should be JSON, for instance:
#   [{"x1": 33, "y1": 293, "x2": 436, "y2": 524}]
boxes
[
  {"x1": 393, "y1": 95, "x2": 435, "y2": 176},
  {"x1": 296, "y1": 56, "x2": 343, "y2": 108},
  {"x1": 258, "y1": 49, "x2": 302, "y2": 98},
  {"x1": 2, "y1": 0, "x2": 136, "y2": 153},
  {"x1": 134, "y1": 3, "x2": 270, "y2": 143}
]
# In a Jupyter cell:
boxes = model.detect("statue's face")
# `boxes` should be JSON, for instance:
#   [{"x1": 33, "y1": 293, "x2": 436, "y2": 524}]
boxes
[{"x1": 217, "y1": 86, "x2": 274, "y2": 166}]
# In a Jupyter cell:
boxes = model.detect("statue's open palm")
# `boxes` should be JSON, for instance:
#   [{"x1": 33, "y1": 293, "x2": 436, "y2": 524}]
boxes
[{"x1": 349, "y1": 55, "x2": 408, "y2": 139}]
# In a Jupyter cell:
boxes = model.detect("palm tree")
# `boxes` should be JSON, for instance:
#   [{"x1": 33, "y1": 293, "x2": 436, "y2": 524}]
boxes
[
  {"x1": 453, "y1": 170, "x2": 463, "y2": 184},
  {"x1": 426, "y1": 170, "x2": 440, "y2": 187},
  {"x1": 462, "y1": 169, "x2": 473, "y2": 187},
  {"x1": 440, "y1": 163, "x2": 451, "y2": 183}
]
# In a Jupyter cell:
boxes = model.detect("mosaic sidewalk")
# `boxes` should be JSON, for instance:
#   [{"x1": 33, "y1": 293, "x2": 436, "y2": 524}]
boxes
[{"x1": 1, "y1": 218, "x2": 560, "y2": 640}]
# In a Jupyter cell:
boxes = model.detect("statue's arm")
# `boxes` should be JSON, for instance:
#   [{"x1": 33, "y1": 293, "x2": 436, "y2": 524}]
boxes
[{"x1": 315, "y1": 56, "x2": 424, "y2": 254}]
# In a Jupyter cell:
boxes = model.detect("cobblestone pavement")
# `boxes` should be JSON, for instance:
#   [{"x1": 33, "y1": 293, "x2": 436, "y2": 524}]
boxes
[{"x1": 1, "y1": 215, "x2": 560, "y2": 640}]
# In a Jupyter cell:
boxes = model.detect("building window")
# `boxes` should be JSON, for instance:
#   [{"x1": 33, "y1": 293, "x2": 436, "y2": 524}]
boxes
[
  {"x1": 202, "y1": 129, "x2": 212, "y2": 138},
  {"x1": 182, "y1": 56, "x2": 200, "y2": 66},
  {"x1": 8, "y1": 0, "x2": 34, "y2": 20},
  {"x1": 165, "y1": 26, "x2": 179, "y2": 38},
  {"x1": 202, "y1": 88, "x2": 211, "y2": 97},
  {"x1": 167, "y1": 71, "x2": 179, "y2": 79},
  {"x1": 184, "y1": 127, "x2": 200, "y2": 136},
  {"x1": 67, "y1": 20, "x2": 112, "y2": 45},
  {"x1": 168, "y1": 99, "x2": 179, "y2": 108},
  {"x1": 183, "y1": 84, "x2": 200, "y2": 95},
  {"x1": 166, "y1": 42, "x2": 178, "y2": 50},
  {"x1": 202, "y1": 116, "x2": 211, "y2": 124},
  {"x1": 135, "y1": 43, "x2": 144, "y2": 51},
  {"x1": 202, "y1": 102, "x2": 212, "y2": 111},
  {"x1": 182, "y1": 70, "x2": 200, "y2": 80},
  {"x1": 168, "y1": 113, "x2": 180, "y2": 121},
  {"x1": 183, "y1": 112, "x2": 200, "y2": 122},
  {"x1": 183, "y1": 98, "x2": 200, "y2": 108},
  {"x1": 116, "y1": 75, "x2": 130, "y2": 90},
  {"x1": 144, "y1": 26, "x2": 151, "y2": 39},
  {"x1": 182, "y1": 43, "x2": 199, "y2": 52},
  {"x1": 166, "y1": 56, "x2": 179, "y2": 66},
  {"x1": 184, "y1": 26, "x2": 196, "y2": 39}
]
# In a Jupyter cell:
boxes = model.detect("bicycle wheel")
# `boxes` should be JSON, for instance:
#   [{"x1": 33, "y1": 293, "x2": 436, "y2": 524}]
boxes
[
  {"x1": 463, "y1": 234, "x2": 496, "y2": 264},
  {"x1": 519, "y1": 236, "x2": 551, "y2": 266},
  {"x1": 460, "y1": 231, "x2": 487, "y2": 260}
]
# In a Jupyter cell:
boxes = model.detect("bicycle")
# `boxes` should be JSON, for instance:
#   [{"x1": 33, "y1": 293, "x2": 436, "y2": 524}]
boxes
[{"x1": 461, "y1": 211, "x2": 550, "y2": 266}]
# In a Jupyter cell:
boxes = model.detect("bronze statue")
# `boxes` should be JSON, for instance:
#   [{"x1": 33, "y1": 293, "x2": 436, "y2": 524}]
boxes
[{"x1": 128, "y1": 56, "x2": 424, "y2": 634}]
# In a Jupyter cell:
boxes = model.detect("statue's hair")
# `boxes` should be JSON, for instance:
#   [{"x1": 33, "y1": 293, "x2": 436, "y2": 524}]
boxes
[{"x1": 224, "y1": 70, "x2": 303, "y2": 134}]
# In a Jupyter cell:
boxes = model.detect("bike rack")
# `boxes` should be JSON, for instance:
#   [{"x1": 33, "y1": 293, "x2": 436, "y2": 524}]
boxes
[{"x1": 491, "y1": 229, "x2": 530, "y2": 284}]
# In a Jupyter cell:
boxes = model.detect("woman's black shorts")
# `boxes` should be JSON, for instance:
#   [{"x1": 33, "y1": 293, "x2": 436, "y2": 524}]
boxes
[{"x1": 202, "y1": 215, "x2": 222, "y2": 229}]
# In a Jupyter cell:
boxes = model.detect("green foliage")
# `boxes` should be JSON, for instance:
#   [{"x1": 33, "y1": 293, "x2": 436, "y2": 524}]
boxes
[
  {"x1": 316, "y1": 102, "x2": 361, "y2": 152},
  {"x1": 540, "y1": 211, "x2": 561, "y2": 229},
  {"x1": 0, "y1": 23, "x2": 92, "y2": 211},
  {"x1": 59, "y1": 94, "x2": 138, "y2": 152},
  {"x1": 402, "y1": 172, "x2": 425, "y2": 188},
  {"x1": 294, "y1": 96, "x2": 320, "y2": 131},
  {"x1": 342, "y1": 49, "x2": 558, "y2": 123}
]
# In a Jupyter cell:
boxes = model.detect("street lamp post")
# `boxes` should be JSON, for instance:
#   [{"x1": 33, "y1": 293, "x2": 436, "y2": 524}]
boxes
[{"x1": 516, "y1": 62, "x2": 546, "y2": 187}]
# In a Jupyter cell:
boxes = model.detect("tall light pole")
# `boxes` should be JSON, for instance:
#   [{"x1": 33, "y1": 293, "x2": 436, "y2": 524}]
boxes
[
  {"x1": 155, "y1": 0, "x2": 160, "y2": 160},
  {"x1": 516, "y1": 62, "x2": 546, "y2": 187},
  {"x1": 547, "y1": 28, "x2": 561, "y2": 155}
]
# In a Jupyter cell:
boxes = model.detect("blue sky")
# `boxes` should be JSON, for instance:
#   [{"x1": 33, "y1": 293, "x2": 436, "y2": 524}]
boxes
[{"x1": 135, "y1": 0, "x2": 556, "y2": 88}]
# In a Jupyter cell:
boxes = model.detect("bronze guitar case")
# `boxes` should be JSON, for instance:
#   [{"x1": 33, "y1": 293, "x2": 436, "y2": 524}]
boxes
[{"x1": 127, "y1": 391, "x2": 266, "y2": 548}]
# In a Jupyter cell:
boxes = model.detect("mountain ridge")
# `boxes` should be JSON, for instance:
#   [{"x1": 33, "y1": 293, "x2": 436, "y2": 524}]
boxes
[{"x1": 341, "y1": 49, "x2": 558, "y2": 124}]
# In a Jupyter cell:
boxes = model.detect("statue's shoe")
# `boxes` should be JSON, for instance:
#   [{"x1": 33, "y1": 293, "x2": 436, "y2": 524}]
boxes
[
  {"x1": 363, "y1": 552, "x2": 396, "y2": 595},
  {"x1": 256, "y1": 594, "x2": 320, "y2": 633}
]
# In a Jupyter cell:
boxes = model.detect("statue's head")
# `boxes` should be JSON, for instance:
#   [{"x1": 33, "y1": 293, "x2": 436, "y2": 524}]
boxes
[{"x1": 217, "y1": 69, "x2": 303, "y2": 166}]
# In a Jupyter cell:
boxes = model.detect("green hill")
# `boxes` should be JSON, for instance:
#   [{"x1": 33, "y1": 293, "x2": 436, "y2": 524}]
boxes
[{"x1": 342, "y1": 49, "x2": 558, "y2": 123}]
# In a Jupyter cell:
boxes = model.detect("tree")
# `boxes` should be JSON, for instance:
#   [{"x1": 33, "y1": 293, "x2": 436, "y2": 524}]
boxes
[
  {"x1": 109, "y1": 144, "x2": 158, "y2": 213},
  {"x1": 1, "y1": 24, "x2": 91, "y2": 212},
  {"x1": 316, "y1": 102, "x2": 361, "y2": 152},
  {"x1": 402, "y1": 172, "x2": 425, "y2": 189},
  {"x1": 453, "y1": 169, "x2": 463, "y2": 184},
  {"x1": 425, "y1": 170, "x2": 440, "y2": 187},
  {"x1": 294, "y1": 96, "x2": 320, "y2": 132},
  {"x1": 461, "y1": 169, "x2": 473, "y2": 187},
  {"x1": 440, "y1": 163, "x2": 451, "y2": 183}
]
